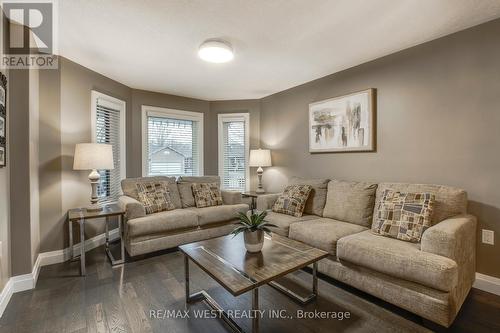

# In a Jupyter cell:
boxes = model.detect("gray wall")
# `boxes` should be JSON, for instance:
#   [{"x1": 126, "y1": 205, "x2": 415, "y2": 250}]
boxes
[
  {"x1": 39, "y1": 57, "x2": 132, "y2": 252},
  {"x1": 0, "y1": 69, "x2": 10, "y2": 290},
  {"x1": 9, "y1": 69, "x2": 33, "y2": 275},
  {"x1": 260, "y1": 19, "x2": 500, "y2": 278}
]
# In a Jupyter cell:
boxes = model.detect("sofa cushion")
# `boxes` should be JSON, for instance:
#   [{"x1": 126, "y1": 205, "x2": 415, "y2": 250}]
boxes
[
  {"x1": 337, "y1": 230, "x2": 458, "y2": 292},
  {"x1": 136, "y1": 182, "x2": 175, "y2": 214},
  {"x1": 288, "y1": 177, "x2": 329, "y2": 216},
  {"x1": 323, "y1": 180, "x2": 378, "y2": 227},
  {"x1": 187, "y1": 204, "x2": 249, "y2": 226},
  {"x1": 272, "y1": 184, "x2": 312, "y2": 217},
  {"x1": 126, "y1": 209, "x2": 199, "y2": 238},
  {"x1": 375, "y1": 183, "x2": 467, "y2": 224},
  {"x1": 289, "y1": 218, "x2": 367, "y2": 256},
  {"x1": 264, "y1": 211, "x2": 317, "y2": 236},
  {"x1": 122, "y1": 176, "x2": 182, "y2": 209},
  {"x1": 372, "y1": 190, "x2": 435, "y2": 243},
  {"x1": 178, "y1": 176, "x2": 221, "y2": 208}
]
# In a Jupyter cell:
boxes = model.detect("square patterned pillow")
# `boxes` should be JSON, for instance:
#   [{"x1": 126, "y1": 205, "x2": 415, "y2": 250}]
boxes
[
  {"x1": 192, "y1": 182, "x2": 223, "y2": 208},
  {"x1": 372, "y1": 189, "x2": 435, "y2": 243},
  {"x1": 272, "y1": 184, "x2": 313, "y2": 217},
  {"x1": 136, "y1": 182, "x2": 175, "y2": 214}
]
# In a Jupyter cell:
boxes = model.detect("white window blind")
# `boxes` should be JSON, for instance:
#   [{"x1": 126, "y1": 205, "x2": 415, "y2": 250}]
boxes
[
  {"x1": 218, "y1": 114, "x2": 249, "y2": 191},
  {"x1": 93, "y1": 92, "x2": 125, "y2": 204},
  {"x1": 144, "y1": 108, "x2": 203, "y2": 177}
]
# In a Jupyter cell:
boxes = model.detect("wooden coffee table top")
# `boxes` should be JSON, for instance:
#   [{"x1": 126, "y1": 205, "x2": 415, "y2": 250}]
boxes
[{"x1": 179, "y1": 233, "x2": 328, "y2": 296}]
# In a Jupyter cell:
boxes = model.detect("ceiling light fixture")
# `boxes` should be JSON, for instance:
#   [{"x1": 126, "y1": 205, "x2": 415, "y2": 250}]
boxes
[{"x1": 198, "y1": 39, "x2": 234, "y2": 63}]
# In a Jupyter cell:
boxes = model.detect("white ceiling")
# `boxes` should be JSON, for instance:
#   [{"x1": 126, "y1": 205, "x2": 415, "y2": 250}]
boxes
[{"x1": 59, "y1": 0, "x2": 500, "y2": 101}]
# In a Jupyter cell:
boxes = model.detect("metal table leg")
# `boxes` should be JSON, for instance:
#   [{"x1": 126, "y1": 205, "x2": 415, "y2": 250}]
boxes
[
  {"x1": 268, "y1": 261, "x2": 319, "y2": 305},
  {"x1": 252, "y1": 288, "x2": 259, "y2": 333},
  {"x1": 69, "y1": 219, "x2": 74, "y2": 260},
  {"x1": 105, "y1": 214, "x2": 125, "y2": 266},
  {"x1": 79, "y1": 218, "x2": 86, "y2": 276}
]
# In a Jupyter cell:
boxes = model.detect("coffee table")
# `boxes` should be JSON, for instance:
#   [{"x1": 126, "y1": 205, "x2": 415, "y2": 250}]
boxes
[{"x1": 179, "y1": 233, "x2": 328, "y2": 333}]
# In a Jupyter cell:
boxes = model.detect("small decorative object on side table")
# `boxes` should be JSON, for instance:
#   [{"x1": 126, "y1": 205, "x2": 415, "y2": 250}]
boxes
[
  {"x1": 73, "y1": 143, "x2": 115, "y2": 211},
  {"x1": 67, "y1": 203, "x2": 125, "y2": 276},
  {"x1": 231, "y1": 211, "x2": 277, "y2": 253},
  {"x1": 249, "y1": 149, "x2": 272, "y2": 194}
]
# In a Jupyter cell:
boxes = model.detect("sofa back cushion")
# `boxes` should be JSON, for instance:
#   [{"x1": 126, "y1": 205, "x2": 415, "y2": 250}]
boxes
[
  {"x1": 374, "y1": 183, "x2": 467, "y2": 224},
  {"x1": 178, "y1": 176, "x2": 221, "y2": 208},
  {"x1": 288, "y1": 177, "x2": 329, "y2": 216},
  {"x1": 323, "y1": 180, "x2": 378, "y2": 227},
  {"x1": 122, "y1": 176, "x2": 182, "y2": 209}
]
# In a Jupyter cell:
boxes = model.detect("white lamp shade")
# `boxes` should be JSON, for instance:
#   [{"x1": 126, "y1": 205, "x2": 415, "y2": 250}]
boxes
[
  {"x1": 73, "y1": 143, "x2": 114, "y2": 170},
  {"x1": 249, "y1": 149, "x2": 272, "y2": 167}
]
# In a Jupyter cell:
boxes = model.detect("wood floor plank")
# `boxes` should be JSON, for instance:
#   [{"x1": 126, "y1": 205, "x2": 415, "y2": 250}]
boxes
[{"x1": 121, "y1": 282, "x2": 153, "y2": 333}]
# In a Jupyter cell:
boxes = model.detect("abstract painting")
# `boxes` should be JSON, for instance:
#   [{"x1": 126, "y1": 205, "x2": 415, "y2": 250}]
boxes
[{"x1": 309, "y1": 89, "x2": 376, "y2": 153}]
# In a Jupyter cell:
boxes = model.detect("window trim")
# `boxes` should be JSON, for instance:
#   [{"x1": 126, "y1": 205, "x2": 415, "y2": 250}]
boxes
[
  {"x1": 217, "y1": 113, "x2": 250, "y2": 191},
  {"x1": 141, "y1": 105, "x2": 204, "y2": 177},
  {"x1": 90, "y1": 90, "x2": 127, "y2": 200}
]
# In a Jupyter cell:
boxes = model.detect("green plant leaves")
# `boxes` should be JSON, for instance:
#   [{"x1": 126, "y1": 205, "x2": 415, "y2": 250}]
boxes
[{"x1": 231, "y1": 210, "x2": 276, "y2": 237}]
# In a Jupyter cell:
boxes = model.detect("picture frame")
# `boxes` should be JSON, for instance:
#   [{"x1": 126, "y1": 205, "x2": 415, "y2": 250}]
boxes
[
  {"x1": 0, "y1": 85, "x2": 4, "y2": 108},
  {"x1": 309, "y1": 88, "x2": 376, "y2": 153},
  {"x1": 0, "y1": 115, "x2": 4, "y2": 137},
  {"x1": 0, "y1": 71, "x2": 6, "y2": 168}
]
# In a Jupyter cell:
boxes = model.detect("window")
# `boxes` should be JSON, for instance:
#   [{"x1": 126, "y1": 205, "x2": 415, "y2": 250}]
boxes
[
  {"x1": 218, "y1": 113, "x2": 250, "y2": 191},
  {"x1": 91, "y1": 91, "x2": 126, "y2": 204},
  {"x1": 142, "y1": 106, "x2": 204, "y2": 177}
]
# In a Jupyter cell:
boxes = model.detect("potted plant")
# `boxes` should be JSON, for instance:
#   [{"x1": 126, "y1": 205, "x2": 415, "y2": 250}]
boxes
[{"x1": 231, "y1": 211, "x2": 277, "y2": 253}]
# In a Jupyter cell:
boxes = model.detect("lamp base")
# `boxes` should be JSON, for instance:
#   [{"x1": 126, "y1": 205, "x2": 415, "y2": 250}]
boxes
[{"x1": 256, "y1": 167, "x2": 265, "y2": 194}]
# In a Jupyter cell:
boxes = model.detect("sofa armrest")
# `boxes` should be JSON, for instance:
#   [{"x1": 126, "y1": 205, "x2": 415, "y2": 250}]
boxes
[
  {"x1": 221, "y1": 190, "x2": 242, "y2": 205},
  {"x1": 421, "y1": 214, "x2": 477, "y2": 262},
  {"x1": 256, "y1": 193, "x2": 281, "y2": 211},
  {"x1": 119, "y1": 195, "x2": 146, "y2": 220}
]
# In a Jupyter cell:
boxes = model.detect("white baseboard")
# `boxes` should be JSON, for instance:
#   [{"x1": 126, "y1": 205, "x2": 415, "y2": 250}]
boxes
[
  {"x1": 0, "y1": 228, "x2": 120, "y2": 318},
  {"x1": 0, "y1": 279, "x2": 13, "y2": 319},
  {"x1": 473, "y1": 272, "x2": 500, "y2": 296},
  {"x1": 38, "y1": 228, "x2": 120, "y2": 267}
]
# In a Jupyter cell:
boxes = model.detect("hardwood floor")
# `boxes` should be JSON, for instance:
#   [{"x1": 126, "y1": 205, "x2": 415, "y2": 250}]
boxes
[{"x1": 0, "y1": 244, "x2": 499, "y2": 333}]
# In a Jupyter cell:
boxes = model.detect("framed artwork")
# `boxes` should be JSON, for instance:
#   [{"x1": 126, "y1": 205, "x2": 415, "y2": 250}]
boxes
[
  {"x1": 0, "y1": 71, "x2": 6, "y2": 168},
  {"x1": 309, "y1": 88, "x2": 376, "y2": 153}
]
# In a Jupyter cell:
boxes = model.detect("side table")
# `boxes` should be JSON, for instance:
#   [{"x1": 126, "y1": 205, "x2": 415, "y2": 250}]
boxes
[
  {"x1": 67, "y1": 203, "x2": 126, "y2": 276},
  {"x1": 242, "y1": 191, "x2": 277, "y2": 214}
]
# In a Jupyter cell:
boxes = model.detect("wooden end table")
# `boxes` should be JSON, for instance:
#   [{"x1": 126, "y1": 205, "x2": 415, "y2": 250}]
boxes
[{"x1": 67, "y1": 203, "x2": 126, "y2": 276}]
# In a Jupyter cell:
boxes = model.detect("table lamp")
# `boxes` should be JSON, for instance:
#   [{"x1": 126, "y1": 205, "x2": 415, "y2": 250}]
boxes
[
  {"x1": 73, "y1": 143, "x2": 114, "y2": 211},
  {"x1": 249, "y1": 149, "x2": 272, "y2": 194}
]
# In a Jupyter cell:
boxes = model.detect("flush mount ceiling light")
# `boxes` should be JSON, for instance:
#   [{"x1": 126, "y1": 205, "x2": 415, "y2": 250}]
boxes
[{"x1": 198, "y1": 39, "x2": 234, "y2": 63}]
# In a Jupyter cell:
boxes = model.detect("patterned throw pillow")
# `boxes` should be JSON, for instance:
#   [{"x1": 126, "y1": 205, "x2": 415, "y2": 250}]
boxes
[
  {"x1": 192, "y1": 183, "x2": 223, "y2": 208},
  {"x1": 372, "y1": 190, "x2": 435, "y2": 243},
  {"x1": 136, "y1": 182, "x2": 175, "y2": 214},
  {"x1": 272, "y1": 185, "x2": 313, "y2": 217}
]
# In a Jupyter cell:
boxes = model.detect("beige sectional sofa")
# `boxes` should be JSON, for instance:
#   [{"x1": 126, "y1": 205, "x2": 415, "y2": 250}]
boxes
[
  {"x1": 257, "y1": 178, "x2": 476, "y2": 328},
  {"x1": 118, "y1": 176, "x2": 248, "y2": 256}
]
